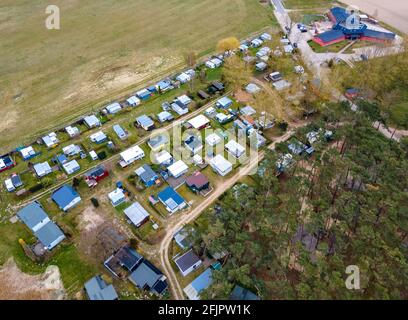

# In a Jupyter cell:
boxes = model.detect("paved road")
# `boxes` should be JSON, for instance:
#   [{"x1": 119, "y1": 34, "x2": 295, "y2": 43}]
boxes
[{"x1": 271, "y1": 0, "x2": 285, "y2": 14}]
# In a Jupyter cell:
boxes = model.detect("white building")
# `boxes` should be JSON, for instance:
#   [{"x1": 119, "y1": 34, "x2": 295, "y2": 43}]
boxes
[
  {"x1": 63, "y1": 144, "x2": 81, "y2": 157},
  {"x1": 65, "y1": 126, "x2": 80, "y2": 138},
  {"x1": 105, "y1": 102, "x2": 122, "y2": 114},
  {"x1": 225, "y1": 140, "x2": 246, "y2": 159},
  {"x1": 62, "y1": 160, "x2": 80, "y2": 175},
  {"x1": 174, "y1": 250, "x2": 202, "y2": 277},
  {"x1": 209, "y1": 155, "x2": 232, "y2": 176},
  {"x1": 119, "y1": 146, "x2": 145, "y2": 168},
  {"x1": 20, "y1": 146, "x2": 36, "y2": 160},
  {"x1": 42, "y1": 132, "x2": 59, "y2": 148},
  {"x1": 89, "y1": 150, "x2": 98, "y2": 161},
  {"x1": 83, "y1": 115, "x2": 101, "y2": 128},
  {"x1": 168, "y1": 160, "x2": 189, "y2": 178},
  {"x1": 108, "y1": 188, "x2": 126, "y2": 207},
  {"x1": 34, "y1": 162, "x2": 52, "y2": 177},
  {"x1": 124, "y1": 202, "x2": 150, "y2": 228},
  {"x1": 205, "y1": 133, "x2": 222, "y2": 147},
  {"x1": 188, "y1": 114, "x2": 210, "y2": 130},
  {"x1": 154, "y1": 150, "x2": 173, "y2": 166},
  {"x1": 4, "y1": 179, "x2": 15, "y2": 192}
]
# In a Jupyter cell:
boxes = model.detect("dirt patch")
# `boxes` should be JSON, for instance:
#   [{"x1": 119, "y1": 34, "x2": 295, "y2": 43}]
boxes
[
  {"x1": 234, "y1": 89, "x2": 254, "y2": 104},
  {"x1": 77, "y1": 206, "x2": 106, "y2": 233},
  {"x1": 0, "y1": 259, "x2": 66, "y2": 300}
]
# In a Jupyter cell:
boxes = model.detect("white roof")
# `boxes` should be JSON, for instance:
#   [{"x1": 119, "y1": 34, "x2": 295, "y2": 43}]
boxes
[
  {"x1": 225, "y1": 140, "x2": 246, "y2": 157},
  {"x1": 105, "y1": 102, "x2": 122, "y2": 114},
  {"x1": 65, "y1": 126, "x2": 79, "y2": 136},
  {"x1": 154, "y1": 150, "x2": 173, "y2": 165},
  {"x1": 188, "y1": 115, "x2": 210, "y2": 129},
  {"x1": 245, "y1": 83, "x2": 261, "y2": 94},
  {"x1": 34, "y1": 162, "x2": 52, "y2": 177},
  {"x1": 210, "y1": 154, "x2": 232, "y2": 172},
  {"x1": 84, "y1": 115, "x2": 100, "y2": 127},
  {"x1": 90, "y1": 131, "x2": 107, "y2": 142},
  {"x1": 89, "y1": 150, "x2": 98, "y2": 159},
  {"x1": 63, "y1": 144, "x2": 81, "y2": 156},
  {"x1": 0, "y1": 159, "x2": 5, "y2": 169},
  {"x1": 20, "y1": 146, "x2": 35, "y2": 158},
  {"x1": 62, "y1": 160, "x2": 80, "y2": 174},
  {"x1": 177, "y1": 94, "x2": 192, "y2": 105},
  {"x1": 176, "y1": 72, "x2": 191, "y2": 83},
  {"x1": 193, "y1": 154, "x2": 204, "y2": 165},
  {"x1": 120, "y1": 145, "x2": 144, "y2": 163},
  {"x1": 124, "y1": 202, "x2": 150, "y2": 226},
  {"x1": 216, "y1": 113, "x2": 228, "y2": 122},
  {"x1": 205, "y1": 107, "x2": 216, "y2": 114},
  {"x1": 127, "y1": 95, "x2": 141, "y2": 106},
  {"x1": 273, "y1": 80, "x2": 291, "y2": 91},
  {"x1": 4, "y1": 179, "x2": 15, "y2": 191},
  {"x1": 168, "y1": 160, "x2": 189, "y2": 177},
  {"x1": 108, "y1": 188, "x2": 125, "y2": 203},
  {"x1": 205, "y1": 133, "x2": 222, "y2": 146}
]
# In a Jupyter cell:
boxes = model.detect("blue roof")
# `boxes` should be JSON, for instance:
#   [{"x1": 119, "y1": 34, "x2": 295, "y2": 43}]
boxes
[
  {"x1": 136, "y1": 164, "x2": 158, "y2": 185},
  {"x1": 230, "y1": 285, "x2": 260, "y2": 300},
  {"x1": 363, "y1": 29, "x2": 395, "y2": 40},
  {"x1": 158, "y1": 187, "x2": 185, "y2": 211},
  {"x1": 330, "y1": 7, "x2": 349, "y2": 24},
  {"x1": 316, "y1": 30, "x2": 345, "y2": 42},
  {"x1": 17, "y1": 202, "x2": 48, "y2": 231},
  {"x1": 190, "y1": 268, "x2": 212, "y2": 293},
  {"x1": 35, "y1": 221, "x2": 65, "y2": 249},
  {"x1": 85, "y1": 276, "x2": 118, "y2": 300},
  {"x1": 51, "y1": 185, "x2": 80, "y2": 210},
  {"x1": 157, "y1": 80, "x2": 171, "y2": 90},
  {"x1": 57, "y1": 154, "x2": 68, "y2": 164},
  {"x1": 113, "y1": 124, "x2": 127, "y2": 139}
]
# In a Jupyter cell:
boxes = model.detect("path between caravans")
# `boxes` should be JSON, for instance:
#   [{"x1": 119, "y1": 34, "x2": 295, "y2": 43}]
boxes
[{"x1": 159, "y1": 122, "x2": 307, "y2": 300}]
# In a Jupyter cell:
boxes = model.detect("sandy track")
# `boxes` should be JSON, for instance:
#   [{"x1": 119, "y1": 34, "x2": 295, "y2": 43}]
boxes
[{"x1": 159, "y1": 124, "x2": 305, "y2": 300}]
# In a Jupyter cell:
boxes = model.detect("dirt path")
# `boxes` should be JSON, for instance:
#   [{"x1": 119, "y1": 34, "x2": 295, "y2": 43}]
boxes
[
  {"x1": 159, "y1": 123, "x2": 306, "y2": 300},
  {"x1": 0, "y1": 259, "x2": 66, "y2": 300}
]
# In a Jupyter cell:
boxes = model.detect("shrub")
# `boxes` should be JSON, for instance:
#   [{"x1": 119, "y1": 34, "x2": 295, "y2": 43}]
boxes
[{"x1": 91, "y1": 197, "x2": 99, "y2": 208}]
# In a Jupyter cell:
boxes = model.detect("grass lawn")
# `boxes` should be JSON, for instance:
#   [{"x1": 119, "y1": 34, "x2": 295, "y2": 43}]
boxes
[
  {"x1": 0, "y1": 0, "x2": 276, "y2": 152},
  {"x1": 308, "y1": 40, "x2": 349, "y2": 53},
  {"x1": 283, "y1": 0, "x2": 334, "y2": 9}
]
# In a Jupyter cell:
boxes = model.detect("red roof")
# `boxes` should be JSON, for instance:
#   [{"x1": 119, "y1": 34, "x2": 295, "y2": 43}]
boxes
[{"x1": 185, "y1": 171, "x2": 209, "y2": 188}]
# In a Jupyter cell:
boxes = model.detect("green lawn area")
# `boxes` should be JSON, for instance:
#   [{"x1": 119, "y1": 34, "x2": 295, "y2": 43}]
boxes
[
  {"x1": 283, "y1": 0, "x2": 334, "y2": 9},
  {"x1": 0, "y1": 0, "x2": 276, "y2": 152},
  {"x1": 308, "y1": 40, "x2": 349, "y2": 53}
]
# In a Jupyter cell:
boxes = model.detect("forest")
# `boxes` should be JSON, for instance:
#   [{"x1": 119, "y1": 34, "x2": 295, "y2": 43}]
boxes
[{"x1": 190, "y1": 101, "x2": 408, "y2": 299}]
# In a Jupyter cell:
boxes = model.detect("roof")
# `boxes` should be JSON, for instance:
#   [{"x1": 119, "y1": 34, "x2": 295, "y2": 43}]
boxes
[
  {"x1": 184, "y1": 268, "x2": 212, "y2": 300},
  {"x1": 35, "y1": 221, "x2": 65, "y2": 249},
  {"x1": 62, "y1": 160, "x2": 80, "y2": 174},
  {"x1": 105, "y1": 102, "x2": 122, "y2": 114},
  {"x1": 363, "y1": 29, "x2": 395, "y2": 40},
  {"x1": 108, "y1": 188, "x2": 125, "y2": 203},
  {"x1": 126, "y1": 95, "x2": 141, "y2": 106},
  {"x1": 107, "y1": 245, "x2": 143, "y2": 272},
  {"x1": 177, "y1": 94, "x2": 192, "y2": 106},
  {"x1": 20, "y1": 146, "x2": 36, "y2": 159},
  {"x1": 174, "y1": 228, "x2": 193, "y2": 249},
  {"x1": 330, "y1": 7, "x2": 349, "y2": 24},
  {"x1": 245, "y1": 83, "x2": 261, "y2": 94},
  {"x1": 225, "y1": 140, "x2": 246, "y2": 157},
  {"x1": 17, "y1": 202, "x2": 49, "y2": 231},
  {"x1": 158, "y1": 187, "x2": 186, "y2": 211},
  {"x1": 168, "y1": 160, "x2": 188, "y2": 177},
  {"x1": 205, "y1": 133, "x2": 222, "y2": 146},
  {"x1": 90, "y1": 131, "x2": 107, "y2": 143},
  {"x1": 157, "y1": 111, "x2": 173, "y2": 122},
  {"x1": 315, "y1": 29, "x2": 345, "y2": 42},
  {"x1": 174, "y1": 250, "x2": 201, "y2": 273},
  {"x1": 84, "y1": 115, "x2": 100, "y2": 127},
  {"x1": 124, "y1": 202, "x2": 150, "y2": 227},
  {"x1": 85, "y1": 165, "x2": 106, "y2": 178},
  {"x1": 84, "y1": 276, "x2": 118, "y2": 300},
  {"x1": 148, "y1": 134, "x2": 168, "y2": 149},
  {"x1": 217, "y1": 97, "x2": 233, "y2": 108},
  {"x1": 120, "y1": 145, "x2": 144, "y2": 163},
  {"x1": 210, "y1": 154, "x2": 232, "y2": 172},
  {"x1": 136, "y1": 115, "x2": 154, "y2": 128},
  {"x1": 184, "y1": 135, "x2": 202, "y2": 151},
  {"x1": 186, "y1": 171, "x2": 209, "y2": 189},
  {"x1": 129, "y1": 260, "x2": 166, "y2": 293},
  {"x1": 188, "y1": 114, "x2": 210, "y2": 129},
  {"x1": 154, "y1": 150, "x2": 173, "y2": 165},
  {"x1": 135, "y1": 164, "x2": 158, "y2": 184},
  {"x1": 33, "y1": 162, "x2": 52, "y2": 176},
  {"x1": 51, "y1": 185, "x2": 80, "y2": 210},
  {"x1": 230, "y1": 285, "x2": 260, "y2": 300},
  {"x1": 113, "y1": 124, "x2": 127, "y2": 138},
  {"x1": 240, "y1": 105, "x2": 256, "y2": 116}
]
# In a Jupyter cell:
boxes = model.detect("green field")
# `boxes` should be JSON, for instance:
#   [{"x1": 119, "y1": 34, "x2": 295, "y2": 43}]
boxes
[
  {"x1": 283, "y1": 0, "x2": 334, "y2": 9},
  {"x1": 0, "y1": 0, "x2": 276, "y2": 153}
]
